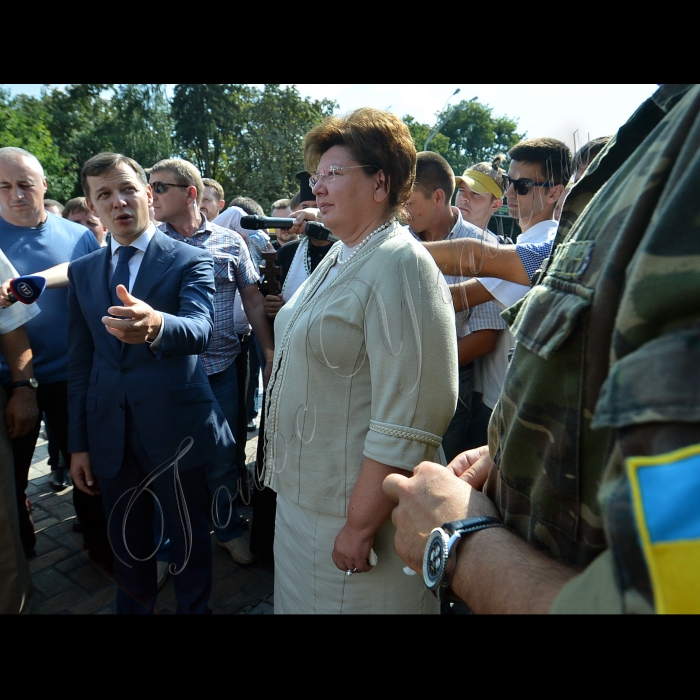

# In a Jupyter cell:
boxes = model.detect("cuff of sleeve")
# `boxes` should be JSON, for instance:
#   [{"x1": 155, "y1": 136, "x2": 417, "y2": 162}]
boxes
[
  {"x1": 148, "y1": 315, "x2": 165, "y2": 350},
  {"x1": 364, "y1": 420, "x2": 443, "y2": 472}
]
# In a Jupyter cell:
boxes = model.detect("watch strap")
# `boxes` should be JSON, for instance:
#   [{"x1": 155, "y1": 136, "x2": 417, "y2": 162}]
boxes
[
  {"x1": 443, "y1": 515, "x2": 505, "y2": 536},
  {"x1": 12, "y1": 378, "x2": 38, "y2": 389}
]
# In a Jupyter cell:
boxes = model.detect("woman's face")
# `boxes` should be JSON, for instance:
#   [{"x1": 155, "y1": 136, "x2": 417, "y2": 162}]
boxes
[
  {"x1": 455, "y1": 184, "x2": 502, "y2": 231},
  {"x1": 311, "y1": 145, "x2": 384, "y2": 241}
]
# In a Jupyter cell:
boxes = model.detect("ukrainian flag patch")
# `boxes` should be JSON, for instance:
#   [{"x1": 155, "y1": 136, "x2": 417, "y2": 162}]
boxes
[{"x1": 627, "y1": 444, "x2": 700, "y2": 614}]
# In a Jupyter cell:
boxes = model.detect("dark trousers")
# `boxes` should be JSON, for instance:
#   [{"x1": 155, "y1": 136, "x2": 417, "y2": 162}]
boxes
[
  {"x1": 100, "y1": 405, "x2": 212, "y2": 614},
  {"x1": 3, "y1": 380, "x2": 109, "y2": 559}
]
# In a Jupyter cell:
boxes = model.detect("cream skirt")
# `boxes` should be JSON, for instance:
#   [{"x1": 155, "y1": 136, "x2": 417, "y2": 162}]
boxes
[{"x1": 274, "y1": 493, "x2": 438, "y2": 614}]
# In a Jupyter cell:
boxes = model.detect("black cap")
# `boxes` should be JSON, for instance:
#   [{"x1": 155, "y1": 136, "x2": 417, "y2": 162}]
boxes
[{"x1": 295, "y1": 171, "x2": 316, "y2": 205}]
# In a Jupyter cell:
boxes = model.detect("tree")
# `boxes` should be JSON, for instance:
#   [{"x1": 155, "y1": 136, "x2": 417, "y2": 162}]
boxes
[
  {"x1": 236, "y1": 84, "x2": 336, "y2": 211},
  {"x1": 0, "y1": 88, "x2": 74, "y2": 201},
  {"x1": 404, "y1": 99, "x2": 525, "y2": 174}
]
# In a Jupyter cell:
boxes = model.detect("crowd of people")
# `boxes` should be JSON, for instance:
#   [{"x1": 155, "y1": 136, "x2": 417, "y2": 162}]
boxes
[{"x1": 0, "y1": 84, "x2": 698, "y2": 614}]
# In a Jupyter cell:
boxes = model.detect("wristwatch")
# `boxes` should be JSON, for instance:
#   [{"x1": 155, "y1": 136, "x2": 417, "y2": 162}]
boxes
[
  {"x1": 12, "y1": 378, "x2": 38, "y2": 389},
  {"x1": 423, "y1": 516, "x2": 507, "y2": 600}
]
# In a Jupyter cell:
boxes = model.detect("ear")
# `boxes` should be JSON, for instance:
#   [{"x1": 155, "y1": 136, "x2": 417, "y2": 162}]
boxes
[
  {"x1": 187, "y1": 186, "x2": 198, "y2": 205},
  {"x1": 219, "y1": 199, "x2": 226, "y2": 211},
  {"x1": 434, "y1": 188, "x2": 446, "y2": 206},
  {"x1": 86, "y1": 197, "x2": 98, "y2": 216},
  {"x1": 373, "y1": 169, "x2": 389, "y2": 204},
  {"x1": 490, "y1": 197, "x2": 503, "y2": 214},
  {"x1": 548, "y1": 184, "x2": 564, "y2": 204},
  {"x1": 41, "y1": 178, "x2": 48, "y2": 194},
  {"x1": 146, "y1": 184, "x2": 154, "y2": 207}
]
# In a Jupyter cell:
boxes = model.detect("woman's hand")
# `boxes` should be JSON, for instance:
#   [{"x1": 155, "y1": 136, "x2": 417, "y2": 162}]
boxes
[{"x1": 332, "y1": 523, "x2": 374, "y2": 573}]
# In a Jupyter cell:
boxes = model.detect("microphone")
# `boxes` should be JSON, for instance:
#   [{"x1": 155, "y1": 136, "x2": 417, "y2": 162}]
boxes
[
  {"x1": 7, "y1": 276, "x2": 46, "y2": 305},
  {"x1": 239, "y1": 215, "x2": 332, "y2": 241},
  {"x1": 240, "y1": 215, "x2": 294, "y2": 230}
]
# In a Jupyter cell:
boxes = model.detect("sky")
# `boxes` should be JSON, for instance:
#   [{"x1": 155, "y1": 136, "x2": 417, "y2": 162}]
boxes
[{"x1": 3, "y1": 83, "x2": 658, "y2": 154}]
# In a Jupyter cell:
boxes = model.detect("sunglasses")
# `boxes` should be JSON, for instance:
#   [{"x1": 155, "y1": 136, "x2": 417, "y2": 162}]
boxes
[
  {"x1": 503, "y1": 175, "x2": 552, "y2": 196},
  {"x1": 151, "y1": 182, "x2": 189, "y2": 194}
]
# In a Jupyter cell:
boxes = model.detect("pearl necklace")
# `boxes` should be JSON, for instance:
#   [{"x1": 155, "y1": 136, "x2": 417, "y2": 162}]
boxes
[{"x1": 337, "y1": 219, "x2": 394, "y2": 266}]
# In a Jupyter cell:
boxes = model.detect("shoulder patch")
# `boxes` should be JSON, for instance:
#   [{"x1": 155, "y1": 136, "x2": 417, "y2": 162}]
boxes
[{"x1": 627, "y1": 444, "x2": 700, "y2": 614}]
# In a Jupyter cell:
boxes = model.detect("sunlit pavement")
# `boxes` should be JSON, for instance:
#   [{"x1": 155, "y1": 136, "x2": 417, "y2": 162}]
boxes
[{"x1": 25, "y1": 427, "x2": 274, "y2": 614}]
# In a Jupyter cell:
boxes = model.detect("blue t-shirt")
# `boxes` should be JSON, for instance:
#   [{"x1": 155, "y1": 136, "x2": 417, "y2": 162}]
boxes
[{"x1": 0, "y1": 212, "x2": 100, "y2": 384}]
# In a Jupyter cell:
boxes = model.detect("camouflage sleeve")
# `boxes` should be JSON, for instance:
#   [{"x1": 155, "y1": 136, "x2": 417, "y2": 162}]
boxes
[{"x1": 556, "y1": 85, "x2": 700, "y2": 614}]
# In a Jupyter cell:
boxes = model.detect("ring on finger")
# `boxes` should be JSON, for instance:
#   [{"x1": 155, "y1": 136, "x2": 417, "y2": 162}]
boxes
[{"x1": 345, "y1": 568, "x2": 358, "y2": 577}]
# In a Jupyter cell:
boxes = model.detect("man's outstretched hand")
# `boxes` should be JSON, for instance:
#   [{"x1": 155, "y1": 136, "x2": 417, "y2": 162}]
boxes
[{"x1": 103, "y1": 285, "x2": 163, "y2": 344}]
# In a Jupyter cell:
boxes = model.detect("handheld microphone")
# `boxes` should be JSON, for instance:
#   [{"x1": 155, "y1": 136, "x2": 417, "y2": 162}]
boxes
[
  {"x1": 240, "y1": 215, "x2": 295, "y2": 230},
  {"x1": 239, "y1": 215, "x2": 332, "y2": 241},
  {"x1": 7, "y1": 276, "x2": 46, "y2": 305}
]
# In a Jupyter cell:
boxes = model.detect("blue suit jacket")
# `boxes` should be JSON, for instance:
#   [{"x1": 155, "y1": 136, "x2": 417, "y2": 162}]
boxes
[{"x1": 67, "y1": 230, "x2": 234, "y2": 479}]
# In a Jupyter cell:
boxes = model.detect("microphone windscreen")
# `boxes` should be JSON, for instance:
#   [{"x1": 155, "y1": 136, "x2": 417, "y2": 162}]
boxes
[{"x1": 9, "y1": 276, "x2": 46, "y2": 305}]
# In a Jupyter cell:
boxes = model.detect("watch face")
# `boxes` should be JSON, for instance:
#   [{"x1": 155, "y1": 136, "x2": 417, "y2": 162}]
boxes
[
  {"x1": 29, "y1": 378, "x2": 38, "y2": 388},
  {"x1": 423, "y1": 528, "x2": 448, "y2": 590}
]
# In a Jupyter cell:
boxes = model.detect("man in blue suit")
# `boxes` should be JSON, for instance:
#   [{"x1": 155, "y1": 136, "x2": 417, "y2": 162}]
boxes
[{"x1": 68, "y1": 152, "x2": 234, "y2": 614}]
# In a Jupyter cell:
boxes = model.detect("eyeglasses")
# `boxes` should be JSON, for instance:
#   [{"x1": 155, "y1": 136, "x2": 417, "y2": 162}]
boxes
[
  {"x1": 309, "y1": 164, "x2": 379, "y2": 188},
  {"x1": 151, "y1": 182, "x2": 189, "y2": 194},
  {"x1": 503, "y1": 175, "x2": 552, "y2": 196}
]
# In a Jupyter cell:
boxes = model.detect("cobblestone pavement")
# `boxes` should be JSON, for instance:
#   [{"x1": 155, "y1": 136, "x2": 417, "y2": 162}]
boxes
[{"x1": 26, "y1": 425, "x2": 273, "y2": 614}]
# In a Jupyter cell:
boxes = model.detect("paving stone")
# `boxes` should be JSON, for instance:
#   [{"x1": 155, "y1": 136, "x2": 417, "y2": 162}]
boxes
[
  {"x1": 68, "y1": 563, "x2": 114, "y2": 593},
  {"x1": 34, "y1": 586, "x2": 86, "y2": 614},
  {"x1": 56, "y1": 552, "x2": 92, "y2": 573},
  {"x1": 29, "y1": 546, "x2": 74, "y2": 574},
  {"x1": 32, "y1": 567, "x2": 74, "y2": 597},
  {"x1": 69, "y1": 586, "x2": 117, "y2": 615}
]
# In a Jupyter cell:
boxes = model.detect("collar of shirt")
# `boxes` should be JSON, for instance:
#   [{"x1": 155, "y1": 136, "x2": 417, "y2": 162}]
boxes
[
  {"x1": 517, "y1": 219, "x2": 558, "y2": 245},
  {"x1": 159, "y1": 215, "x2": 212, "y2": 246},
  {"x1": 109, "y1": 224, "x2": 156, "y2": 289}
]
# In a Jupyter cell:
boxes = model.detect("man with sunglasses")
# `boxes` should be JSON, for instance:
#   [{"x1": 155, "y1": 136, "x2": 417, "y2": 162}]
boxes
[{"x1": 148, "y1": 159, "x2": 274, "y2": 567}]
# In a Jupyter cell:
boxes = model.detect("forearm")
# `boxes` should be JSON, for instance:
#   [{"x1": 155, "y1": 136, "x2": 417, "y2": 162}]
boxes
[
  {"x1": 425, "y1": 239, "x2": 530, "y2": 285},
  {"x1": 34, "y1": 262, "x2": 69, "y2": 289},
  {"x1": 450, "y1": 279, "x2": 495, "y2": 312},
  {"x1": 452, "y1": 526, "x2": 579, "y2": 613},
  {"x1": 457, "y1": 329, "x2": 497, "y2": 366},
  {"x1": 0, "y1": 327, "x2": 34, "y2": 382},
  {"x1": 347, "y1": 457, "x2": 411, "y2": 538}
]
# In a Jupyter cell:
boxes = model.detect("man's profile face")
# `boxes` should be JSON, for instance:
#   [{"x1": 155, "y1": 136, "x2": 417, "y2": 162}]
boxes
[
  {"x1": 149, "y1": 170, "x2": 190, "y2": 224},
  {"x1": 87, "y1": 163, "x2": 152, "y2": 245},
  {"x1": 0, "y1": 155, "x2": 48, "y2": 226},
  {"x1": 505, "y1": 160, "x2": 556, "y2": 228},
  {"x1": 200, "y1": 186, "x2": 223, "y2": 221},
  {"x1": 405, "y1": 188, "x2": 436, "y2": 237}
]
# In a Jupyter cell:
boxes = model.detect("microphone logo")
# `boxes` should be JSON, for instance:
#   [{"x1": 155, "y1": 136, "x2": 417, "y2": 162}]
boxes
[{"x1": 18, "y1": 282, "x2": 33, "y2": 299}]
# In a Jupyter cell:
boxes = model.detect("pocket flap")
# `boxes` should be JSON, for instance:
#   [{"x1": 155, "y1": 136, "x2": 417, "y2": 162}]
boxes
[{"x1": 511, "y1": 276, "x2": 594, "y2": 360}]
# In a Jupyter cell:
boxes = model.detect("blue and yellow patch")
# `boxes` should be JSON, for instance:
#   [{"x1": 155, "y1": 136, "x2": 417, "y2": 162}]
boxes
[{"x1": 627, "y1": 444, "x2": 700, "y2": 614}]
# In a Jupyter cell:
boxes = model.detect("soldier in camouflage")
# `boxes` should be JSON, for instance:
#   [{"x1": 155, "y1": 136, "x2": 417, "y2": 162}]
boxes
[{"x1": 384, "y1": 84, "x2": 700, "y2": 613}]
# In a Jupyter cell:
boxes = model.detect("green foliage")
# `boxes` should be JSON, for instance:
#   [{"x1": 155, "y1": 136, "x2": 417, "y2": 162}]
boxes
[
  {"x1": 404, "y1": 99, "x2": 525, "y2": 175},
  {"x1": 0, "y1": 88, "x2": 74, "y2": 201},
  {"x1": 172, "y1": 83, "x2": 335, "y2": 212}
]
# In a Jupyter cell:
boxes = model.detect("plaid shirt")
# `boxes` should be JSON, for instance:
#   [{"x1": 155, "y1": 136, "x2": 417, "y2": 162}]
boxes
[{"x1": 160, "y1": 215, "x2": 259, "y2": 374}]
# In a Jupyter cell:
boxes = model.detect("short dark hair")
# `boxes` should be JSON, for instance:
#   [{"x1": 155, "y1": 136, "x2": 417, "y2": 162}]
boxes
[
  {"x1": 44, "y1": 199, "x2": 64, "y2": 214},
  {"x1": 202, "y1": 177, "x2": 224, "y2": 202},
  {"x1": 230, "y1": 196, "x2": 265, "y2": 217},
  {"x1": 63, "y1": 197, "x2": 90, "y2": 218},
  {"x1": 149, "y1": 158, "x2": 204, "y2": 206},
  {"x1": 81, "y1": 152, "x2": 148, "y2": 199},
  {"x1": 573, "y1": 136, "x2": 612, "y2": 175},
  {"x1": 415, "y1": 151, "x2": 455, "y2": 202},
  {"x1": 304, "y1": 107, "x2": 416, "y2": 212},
  {"x1": 271, "y1": 198, "x2": 291, "y2": 213},
  {"x1": 508, "y1": 138, "x2": 572, "y2": 186}
]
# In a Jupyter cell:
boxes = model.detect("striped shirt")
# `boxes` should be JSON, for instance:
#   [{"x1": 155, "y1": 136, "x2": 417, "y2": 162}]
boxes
[{"x1": 160, "y1": 215, "x2": 259, "y2": 374}]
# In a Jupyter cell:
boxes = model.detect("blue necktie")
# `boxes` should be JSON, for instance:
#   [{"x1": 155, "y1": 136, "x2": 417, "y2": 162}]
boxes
[{"x1": 110, "y1": 245, "x2": 137, "y2": 307}]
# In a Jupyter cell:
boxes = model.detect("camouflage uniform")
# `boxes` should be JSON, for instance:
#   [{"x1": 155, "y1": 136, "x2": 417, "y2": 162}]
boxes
[{"x1": 485, "y1": 84, "x2": 700, "y2": 613}]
